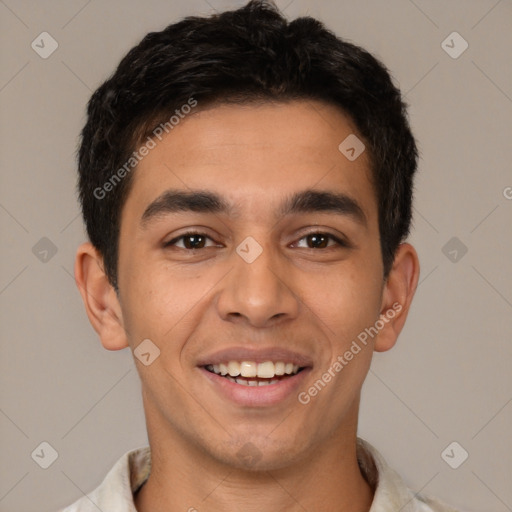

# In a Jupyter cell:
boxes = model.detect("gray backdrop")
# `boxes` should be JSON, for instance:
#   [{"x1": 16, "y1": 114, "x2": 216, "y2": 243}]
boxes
[{"x1": 0, "y1": 1, "x2": 511, "y2": 511}]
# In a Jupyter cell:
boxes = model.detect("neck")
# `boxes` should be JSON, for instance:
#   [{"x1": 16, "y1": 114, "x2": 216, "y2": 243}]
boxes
[{"x1": 135, "y1": 409, "x2": 374, "y2": 512}]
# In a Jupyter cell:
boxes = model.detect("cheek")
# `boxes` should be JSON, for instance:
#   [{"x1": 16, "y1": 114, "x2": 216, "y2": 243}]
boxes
[
  {"x1": 308, "y1": 261, "x2": 382, "y2": 336},
  {"x1": 305, "y1": 269, "x2": 379, "y2": 395},
  {"x1": 119, "y1": 260, "x2": 214, "y2": 354}
]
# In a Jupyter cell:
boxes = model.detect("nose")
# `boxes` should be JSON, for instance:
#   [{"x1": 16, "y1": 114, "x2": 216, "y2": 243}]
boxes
[{"x1": 215, "y1": 238, "x2": 300, "y2": 328}]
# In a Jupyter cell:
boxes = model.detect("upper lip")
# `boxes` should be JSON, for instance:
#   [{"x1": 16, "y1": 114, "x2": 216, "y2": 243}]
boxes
[{"x1": 197, "y1": 347, "x2": 314, "y2": 367}]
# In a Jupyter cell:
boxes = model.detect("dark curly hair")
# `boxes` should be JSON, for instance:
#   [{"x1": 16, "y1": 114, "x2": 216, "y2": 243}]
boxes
[{"x1": 78, "y1": 0, "x2": 418, "y2": 290}]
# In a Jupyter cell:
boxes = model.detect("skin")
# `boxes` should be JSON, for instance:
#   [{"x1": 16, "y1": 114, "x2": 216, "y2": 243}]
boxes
[{"x1": 75, "y1": 100, "x2": 420, "y2": 512}]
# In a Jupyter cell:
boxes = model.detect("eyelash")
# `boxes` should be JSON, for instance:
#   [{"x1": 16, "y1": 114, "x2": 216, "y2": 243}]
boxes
[{"x1": 164, "y1": 230, "x2": 349, "y2": 250}]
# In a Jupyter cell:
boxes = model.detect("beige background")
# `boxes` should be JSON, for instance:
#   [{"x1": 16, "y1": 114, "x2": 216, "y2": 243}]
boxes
[{"x1": 0, "y1": 0, "x2": 511, "y2": 511}]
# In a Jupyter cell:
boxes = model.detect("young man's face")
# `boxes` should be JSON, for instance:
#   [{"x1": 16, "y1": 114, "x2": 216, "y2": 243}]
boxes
[{"x1": 86, "y1": 100, "x2": 416, "y2": 471}]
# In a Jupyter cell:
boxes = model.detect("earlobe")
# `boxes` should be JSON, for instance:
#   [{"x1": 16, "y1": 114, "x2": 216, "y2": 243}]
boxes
[
  {"x1": 373, "y1": 243, "x2": 420, "y2": 353},
  {"x1": 74, "y1": 242, "x2": 129, "y2": 351}
]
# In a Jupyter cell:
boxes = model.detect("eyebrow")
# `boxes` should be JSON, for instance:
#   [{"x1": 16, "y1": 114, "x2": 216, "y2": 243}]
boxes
[{"x1": 140, "y1": 188, "x2": 367, "y2": 228}]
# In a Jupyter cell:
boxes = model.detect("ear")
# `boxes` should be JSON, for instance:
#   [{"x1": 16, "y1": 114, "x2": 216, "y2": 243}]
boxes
[
  {"x1": 74, "y1": 242, "x2": 128, "y2": 351},
  {"x1": 373, "y1": 243, "x2": 420, "y2": 353}
]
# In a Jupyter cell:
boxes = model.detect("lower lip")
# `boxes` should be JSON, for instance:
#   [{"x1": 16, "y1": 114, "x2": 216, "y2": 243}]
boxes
[{"x1": 199, "y1": 367, "x2": 311, "y2": 407}]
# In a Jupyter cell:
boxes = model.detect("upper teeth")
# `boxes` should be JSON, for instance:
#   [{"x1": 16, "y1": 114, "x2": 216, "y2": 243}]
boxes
[{"x1": 206, "y1": 361, "x2": 300, "y2": 379}]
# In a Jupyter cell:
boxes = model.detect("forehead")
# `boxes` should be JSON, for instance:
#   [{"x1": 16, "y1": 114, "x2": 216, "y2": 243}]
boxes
[{"x1": 122, "y1": 100, "x2": 377, "y2": 225}]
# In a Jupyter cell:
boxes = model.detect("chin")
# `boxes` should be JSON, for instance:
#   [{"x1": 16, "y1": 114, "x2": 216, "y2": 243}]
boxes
[{"x1": 208, "y1": 436, "x2": 305, "y2": 472}]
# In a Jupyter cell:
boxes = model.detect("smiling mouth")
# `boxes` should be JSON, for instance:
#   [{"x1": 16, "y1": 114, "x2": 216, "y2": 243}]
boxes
[{"x1": 204, "y1": 360, "x2": 305, "y2": 387}]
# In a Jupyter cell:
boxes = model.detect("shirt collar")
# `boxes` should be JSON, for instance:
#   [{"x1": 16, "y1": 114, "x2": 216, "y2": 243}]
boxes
[{"x1": 61, "y1": 437, "x2": 455, "y2": 511}]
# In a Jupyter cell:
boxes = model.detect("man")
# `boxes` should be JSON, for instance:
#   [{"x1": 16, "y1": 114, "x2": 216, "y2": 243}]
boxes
[{"x1": 62, "y1": 1, "x2": 458, "y2": 510}]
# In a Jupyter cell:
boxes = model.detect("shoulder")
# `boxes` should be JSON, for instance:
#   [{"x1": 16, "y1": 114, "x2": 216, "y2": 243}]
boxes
[
  {"x1": 357, "y1": 438, "x2": 461, "y2": 512},
  {"x1": 57, "y1": 446, "x2": 151, "y2": 512},
  {"x1": 415, "y1": 494, "x2": 461, "y2": 512}
]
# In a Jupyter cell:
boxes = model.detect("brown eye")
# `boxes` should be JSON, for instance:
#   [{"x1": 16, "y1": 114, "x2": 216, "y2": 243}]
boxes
[
  {"x1": 296, "y1": 232, "x2": 347, "y2": 249},
  {"x1": 306, "y1": 233, "x2": 330, "y2": 249},
  {"x1": 164, "y1": 232, "x2": 215, "y2": 250}
]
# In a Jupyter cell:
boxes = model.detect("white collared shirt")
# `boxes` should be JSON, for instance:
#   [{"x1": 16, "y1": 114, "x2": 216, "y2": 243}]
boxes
[{"x1": 59, "y1": 438, "x2": 459, "y2": 511}]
